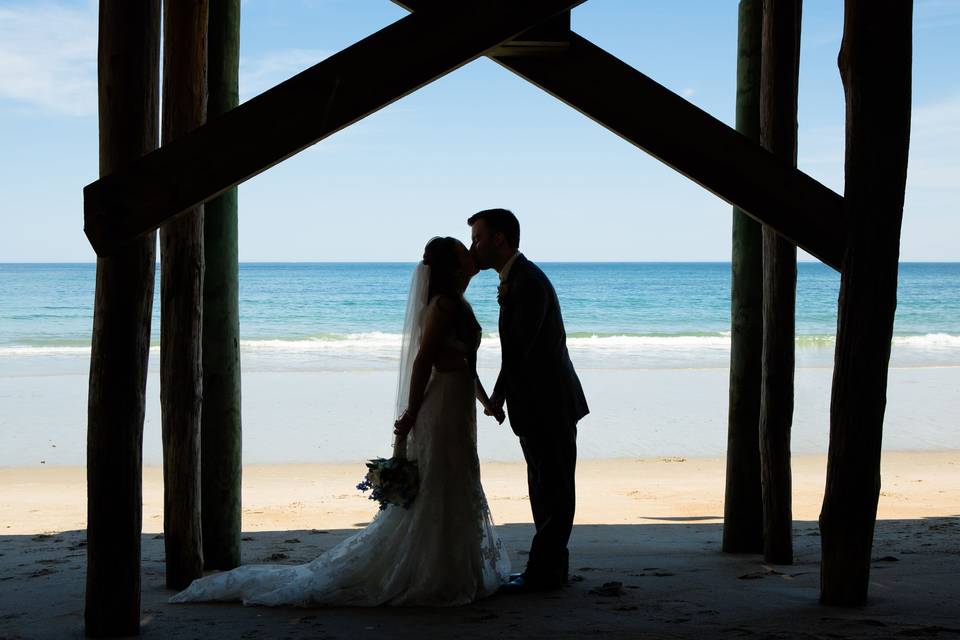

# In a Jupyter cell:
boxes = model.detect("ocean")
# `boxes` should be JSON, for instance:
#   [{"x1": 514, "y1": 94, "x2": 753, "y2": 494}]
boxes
[
  {"x1": 3, "y1": 261, "x2": 960, "y2": 364},
  {"x1": 1, "y1": 262, "x2": 958, "y2": 465}
]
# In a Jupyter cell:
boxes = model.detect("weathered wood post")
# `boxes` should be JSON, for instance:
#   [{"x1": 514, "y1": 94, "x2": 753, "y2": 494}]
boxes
[
  {"x1": 85, "y1": 2, "x2": 160, "y2": 635},
  {"x1": 161, "y1": 0, "x2": 209, "y2": 590},
  {"x1": 758, "y1": 0, "x2": 801, "y2": 565},
  {"x1": 723, "y1": 0, "x2": 765, "y2": 555},
  {"x1": 202, "y1": 0, "x2": 243, "y2": 571},
  {"x1": 820, "y1": 0, "x2": 912, "y2": 605}
]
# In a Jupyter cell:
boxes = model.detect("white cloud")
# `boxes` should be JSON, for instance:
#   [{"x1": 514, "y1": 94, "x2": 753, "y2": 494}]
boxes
[
  {"x1": 0, "y1": 1, "x2": 330, "y2": 115},
  {"x1": 240, "y1": 48, "x2": 331, "y2": 102},
  {"x1": 0, "y1": 1, "x2": 97, "y2": 116}
]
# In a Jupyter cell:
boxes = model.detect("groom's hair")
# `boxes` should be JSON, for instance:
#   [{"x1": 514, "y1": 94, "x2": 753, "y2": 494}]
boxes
[{"x1": 467, "y1": 208, "x2": 520, "y2": 249}]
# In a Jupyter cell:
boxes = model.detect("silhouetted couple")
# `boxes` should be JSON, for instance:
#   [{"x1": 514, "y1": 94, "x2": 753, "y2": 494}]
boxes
[{"x1": 171, "y1": 208, "x2": 588, "y2": 607}]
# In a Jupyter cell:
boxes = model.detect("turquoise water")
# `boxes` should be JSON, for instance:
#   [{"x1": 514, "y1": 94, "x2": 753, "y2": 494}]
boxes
[
  {"x1": 1, "y1": 262, "x2": 959, "y2": 370},
  {"x1": 2, "y1": 262, "x2": 959, "y2": 465},
  {"x1": 2, "y1": 261, "x2": 959, "y2": 339}
]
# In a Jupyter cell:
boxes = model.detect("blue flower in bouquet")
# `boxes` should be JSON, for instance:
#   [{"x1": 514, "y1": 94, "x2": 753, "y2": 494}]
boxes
[{"x1": 357, "y1": 457, "x2": 419, "y2": 510}]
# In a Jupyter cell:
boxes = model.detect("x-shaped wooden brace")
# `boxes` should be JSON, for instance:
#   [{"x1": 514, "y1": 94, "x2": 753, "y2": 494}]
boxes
[{"x1": 83, "y1": 0, "x2": 844, "y2": 270}]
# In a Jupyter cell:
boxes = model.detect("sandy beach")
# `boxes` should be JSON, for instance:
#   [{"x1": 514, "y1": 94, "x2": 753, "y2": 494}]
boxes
[
  {"x1": 3, "y1": 452, "x2": 959, "y2": 535},
  {"x1": 3, "y1": 341, "x2": 957, "y2": 638},
  {"x1": 2, "y1": 451, "x2": 958, "y2": 638}
]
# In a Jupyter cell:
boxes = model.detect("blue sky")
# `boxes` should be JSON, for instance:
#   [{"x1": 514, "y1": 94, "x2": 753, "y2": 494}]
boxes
[{"x1": 0, "y1": 0, "x2": 957, "y2": 262}]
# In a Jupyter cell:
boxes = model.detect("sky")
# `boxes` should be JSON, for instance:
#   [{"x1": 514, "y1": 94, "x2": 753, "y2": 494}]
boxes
[{"x1": 0, "y1": 0, "x2": 957, "y2": 262}]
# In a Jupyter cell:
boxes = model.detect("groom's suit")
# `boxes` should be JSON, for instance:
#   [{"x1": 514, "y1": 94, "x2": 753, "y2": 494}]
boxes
[{"x1": 494, "y1": 253, "x2": 588, "y2": 583}]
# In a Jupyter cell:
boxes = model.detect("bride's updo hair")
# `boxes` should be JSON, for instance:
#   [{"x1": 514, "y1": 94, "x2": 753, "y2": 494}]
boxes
[
  {"x1": 422, "y1": 236, "x2": 463, "y2": 302},
  {"x1": 422, "y1": 236, "x2": 481, "y2": 344}
]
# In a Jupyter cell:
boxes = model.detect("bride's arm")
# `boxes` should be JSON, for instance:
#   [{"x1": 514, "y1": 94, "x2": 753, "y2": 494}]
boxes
[{"x1": 393, "y1": 298, "x2": 452, "y2": 439}]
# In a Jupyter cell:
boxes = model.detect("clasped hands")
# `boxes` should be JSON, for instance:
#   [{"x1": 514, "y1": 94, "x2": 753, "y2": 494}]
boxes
[
  {"x1": 483, "y1": 394, "x2": 506, "y2": 425},
  {"x1": 394, "y1": 398, "x2": 504, "y2": 438}
]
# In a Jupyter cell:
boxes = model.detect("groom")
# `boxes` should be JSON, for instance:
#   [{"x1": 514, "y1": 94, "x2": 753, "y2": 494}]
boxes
[{"x1": 468, "y1": 208, "x2": 589, "y2": 593}]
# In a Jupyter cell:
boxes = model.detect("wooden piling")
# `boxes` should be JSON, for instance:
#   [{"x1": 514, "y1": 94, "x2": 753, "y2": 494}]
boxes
[
  {"x1": 758, "y1": 0, "x2": 801, "y2": 566},
  {"x1": 201, "y1": 0, "x2": 243, "y2": 571},
  {"x1": 820, "y1": 0, "x2": 912, "y2": 606},
  {"x1": 85, "y1": 1, "x2": 160, "y2": 635},
  {"x1": 160, "y1": 0, "x2": 209, "y2": 590},
  {"x1": 724, "y1": 0, "x2": 765, "y2": 555}
]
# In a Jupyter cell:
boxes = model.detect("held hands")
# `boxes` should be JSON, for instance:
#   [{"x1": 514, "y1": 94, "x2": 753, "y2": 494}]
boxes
[
  {"x1": 486, "y1": 406, "x2": 506, "y2": 425},
  {"x1": 483, "y1": 395, "x2": 506, "y2": 425}
]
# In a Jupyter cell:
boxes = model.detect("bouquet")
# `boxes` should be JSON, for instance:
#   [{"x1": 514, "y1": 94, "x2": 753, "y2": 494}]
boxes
[{"x1": 356, "y1": 456, "x2": 419, "y2": 510}]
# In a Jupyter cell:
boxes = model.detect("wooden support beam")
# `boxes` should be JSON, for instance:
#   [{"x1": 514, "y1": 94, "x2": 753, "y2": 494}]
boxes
[
  {"x1": 490, "y1": 12, "x2": 570, "y2": 57},
  {"x1": 820, "y1": 0, "x2": 912, "y2": 606},
  {"x1": 758, "y1": 0, "x2": 801, "y2": 566},
  {"x1": 490, "y1": 33, "x2": 844, "y2": 270},
  {"x1": 160, "y1": 0, "x2": 208, "y2": 591},
  {"x1": 391, "y1": 0, "x2": 570, "y2": 57},
  {"x1": 724, "y1": 0, "x2": 765, "y2": 555},
  {"x1": 201, "y1": 0, "x2": 243, "y2": 572},
  {"x1": 85, "y1": 1, "x2": 160, "y2": 636},
  {"x1": 395, "y1": 0, "x2": 844, "y2": 269},
  {"x1": 82, "y1": 0, "x2": 586, "y2": 256}
]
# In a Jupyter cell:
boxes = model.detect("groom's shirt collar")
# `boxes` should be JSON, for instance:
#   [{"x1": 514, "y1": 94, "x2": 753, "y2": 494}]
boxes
[{"x1": 499, "y1": 251, "x2": 521, "y2": 284}]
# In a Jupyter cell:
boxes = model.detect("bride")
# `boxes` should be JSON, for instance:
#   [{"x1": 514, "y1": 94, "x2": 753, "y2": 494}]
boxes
[{"x1": 170, "y1": 236, "x2": 511, "y2": 607}]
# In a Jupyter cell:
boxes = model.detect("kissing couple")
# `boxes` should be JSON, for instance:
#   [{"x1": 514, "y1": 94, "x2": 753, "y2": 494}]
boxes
[{"x1": 171, "y1": 208, "x2": 589, "y2": 607}]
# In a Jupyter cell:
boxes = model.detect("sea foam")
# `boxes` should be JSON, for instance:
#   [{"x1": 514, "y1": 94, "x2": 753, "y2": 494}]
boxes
[{"x1": 4, "y1": 332, "x2": 959, "y2": 371}]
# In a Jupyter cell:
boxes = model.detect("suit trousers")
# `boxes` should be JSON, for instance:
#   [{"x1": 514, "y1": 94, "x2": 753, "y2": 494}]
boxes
[{"x1": 518, "y1": 425, "x2": 577, "y2": 582}]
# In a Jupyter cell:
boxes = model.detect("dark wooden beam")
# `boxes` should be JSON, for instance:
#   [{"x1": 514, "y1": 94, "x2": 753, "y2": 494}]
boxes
[
  {"x1": 724, "y1": 0, "x2": 765, "y2": 555},
  {"x1": 392, "y1": 0, "x2": 570, "y2": 55},
  {"x1": 491, "y1": 12, "x2": 570, "y2": 57},
  {"x1": 83, "y1": 0, "x2": 586, "y2": 256},
  {"x1": 396, "y1": 0, "x2": 843, "y2": 269},
  {"x1": 201, "y1": 0, "x2": 243, "y2": 572},
  {"x1": 160, "y1": 0, "x2": 208, "y2": 592},
  {"x1": 491, "y1": 33, "x2": 844, "y2": 270},
  {"x1": 820, "y1": 0, "x2": 912, "y2": 606},
  {"x1": 85, "y1": 1, "x2": 160, "y2": 636},
  {"x1": 392, "y1": 0, "x2": 570, "y2": 57},
  {"x1": 758, "y1": 0, "x2": 801, "y2": 566}
]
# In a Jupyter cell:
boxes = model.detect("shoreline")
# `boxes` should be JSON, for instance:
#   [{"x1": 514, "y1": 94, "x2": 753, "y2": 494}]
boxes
[
  {"x1": 3, "y1": 450, "x2": 957, "y2": 536},
  {"x1": 4, "y1": 366, "x2": 960, "y2": 466}
]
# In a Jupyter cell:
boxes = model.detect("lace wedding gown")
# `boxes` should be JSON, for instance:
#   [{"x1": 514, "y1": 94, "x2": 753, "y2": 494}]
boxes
[{"x1": 170, "y1": 365, "x2": 510, "y2": 607}]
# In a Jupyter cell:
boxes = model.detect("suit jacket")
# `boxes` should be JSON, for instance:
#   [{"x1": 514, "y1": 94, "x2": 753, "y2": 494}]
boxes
[{"x1": 494, "y1": 254, "x2": 589, "y2": 436}]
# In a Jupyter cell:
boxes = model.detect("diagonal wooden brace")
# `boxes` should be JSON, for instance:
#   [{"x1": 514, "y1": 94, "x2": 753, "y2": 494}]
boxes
[
  {"x1": 83, "y1": 0, "x2": 586, "y2": 256},
  {"x1": 396, "y1": 0, "x2": 845, "y2": 269},
  {"x1": 499, "y1": 34, "x2": 845, "y2": 269}
]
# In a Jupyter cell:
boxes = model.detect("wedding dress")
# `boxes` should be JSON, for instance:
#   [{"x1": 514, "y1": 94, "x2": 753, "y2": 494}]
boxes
[{"x1": 170, "y1": 264, "x2": 510, "y2": 607}]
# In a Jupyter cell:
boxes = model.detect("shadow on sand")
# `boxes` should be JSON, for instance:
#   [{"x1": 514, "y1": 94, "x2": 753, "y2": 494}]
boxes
[{"x1": 1, "y1": 518, "x2": 958, "y2": 639}]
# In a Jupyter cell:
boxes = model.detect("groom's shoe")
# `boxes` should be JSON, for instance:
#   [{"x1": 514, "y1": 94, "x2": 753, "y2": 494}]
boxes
[
  {"x1": 497, "y1": 575, "x2": 533, "y2": 595},
  {"x1": 498, "y1": 573, "x2": 564, "y2": 595}
]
